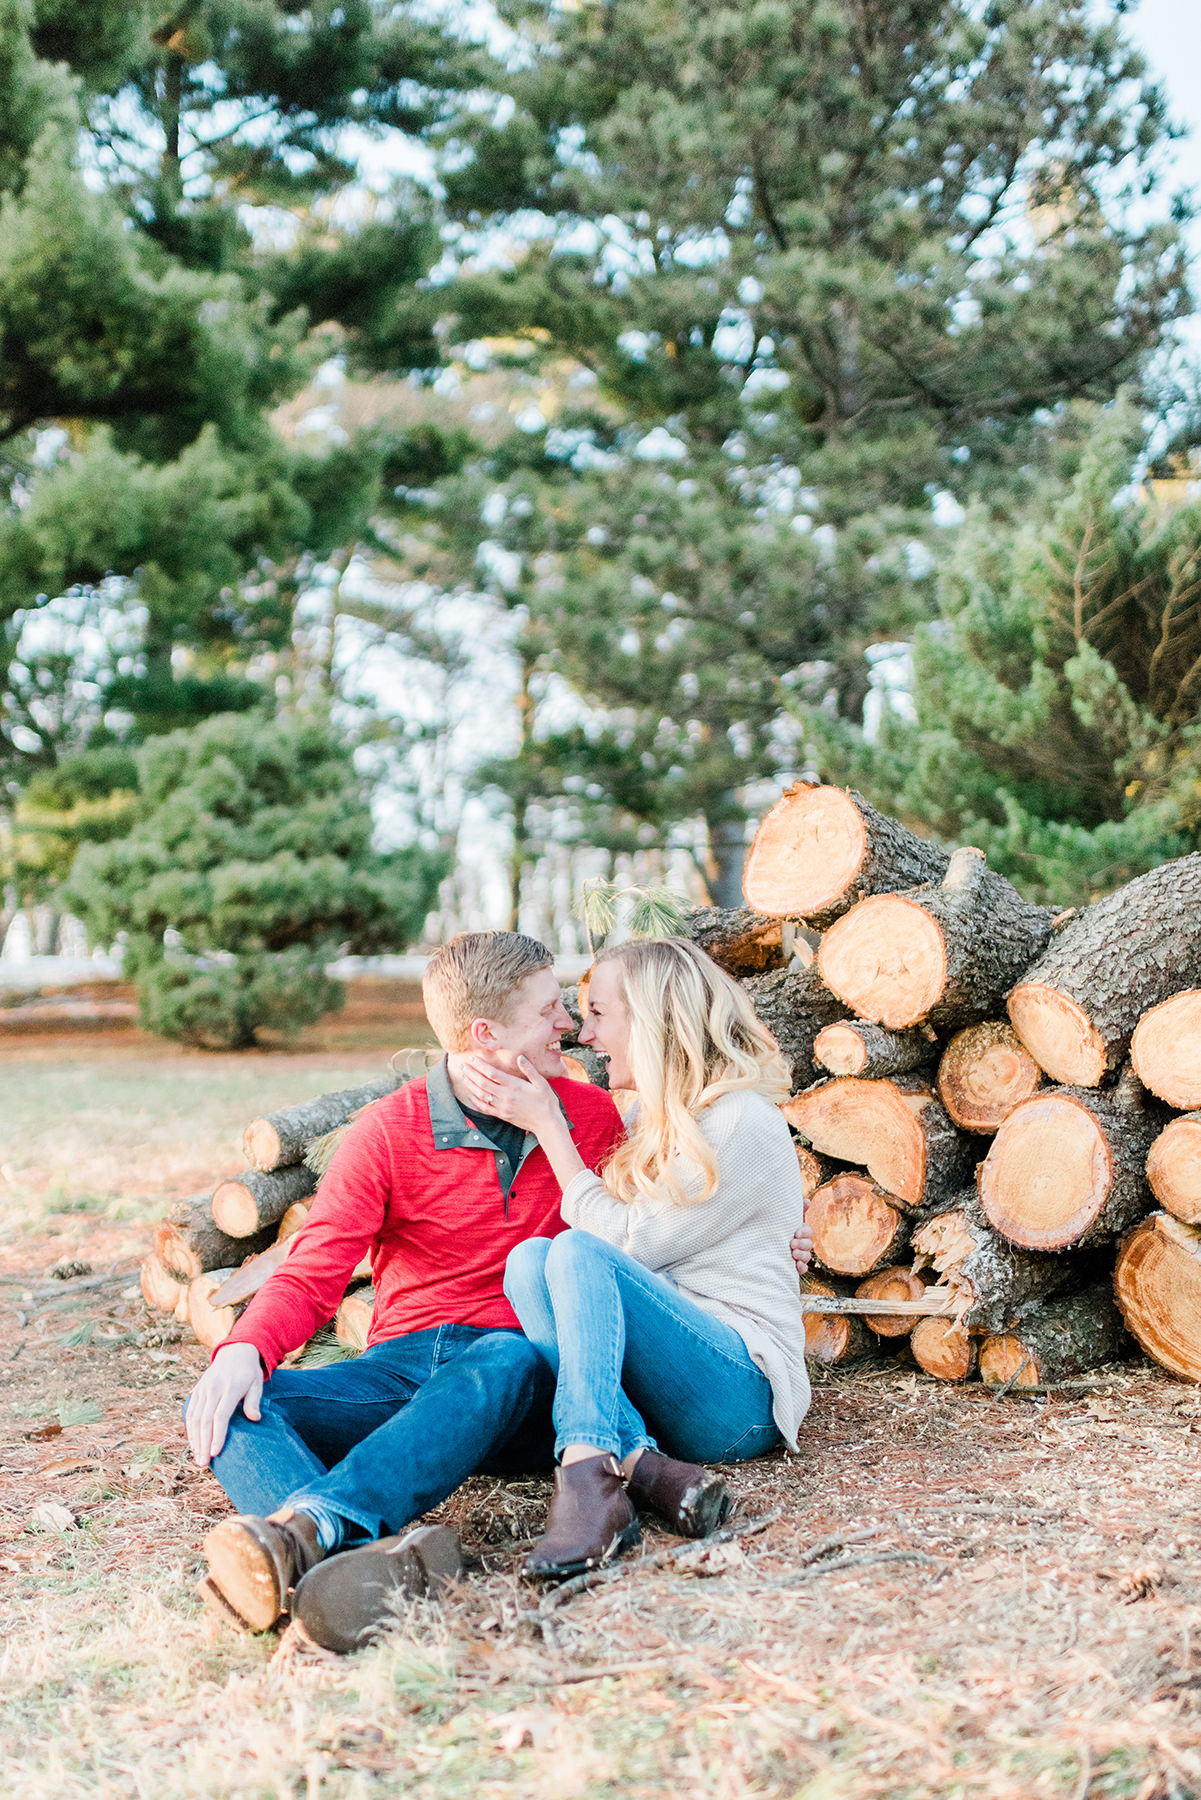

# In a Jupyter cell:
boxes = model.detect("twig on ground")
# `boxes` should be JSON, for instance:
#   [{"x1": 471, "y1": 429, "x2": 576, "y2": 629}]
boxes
[
  {"x1": 992, "y1": 1356, "x2": 1034, "y2": 1401},
  {"x1": 539, "y1": 1509, "x2": 782, "y2": 1613},
  {"x1": 774, "y1": 1547, "x2": 943, "y2": 1588}
]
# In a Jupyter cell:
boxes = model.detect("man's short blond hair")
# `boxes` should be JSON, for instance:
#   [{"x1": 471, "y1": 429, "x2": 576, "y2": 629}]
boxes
[{"x1": 422, "y1": 931, "x2": 554, "y2": 1051}]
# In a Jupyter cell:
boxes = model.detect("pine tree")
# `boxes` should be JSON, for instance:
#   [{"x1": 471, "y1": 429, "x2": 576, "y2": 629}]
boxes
[
  {"x1": 433, "y1": 0, "x2": 1192, "y2": 898},
  {"x1": 812, "y1": 410, "x2": 1201, "y2": 904},
  {"x1": 63, "y1": 710, "x2": 445, "y2": 1047}
]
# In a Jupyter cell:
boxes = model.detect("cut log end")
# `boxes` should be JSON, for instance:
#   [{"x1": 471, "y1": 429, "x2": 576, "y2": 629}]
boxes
[
  {"x1": 813, "y1": 1022, "x2": 870, "y2": 1076},
  {"x1": 743, "y1": 783, "x2": 868, "y2": 919},
  {"x1": 1115, "y1": 1213, "x2": 1201, "y2": 1384},
  {"x1": 807, "y1": 1174, "x2": 908, "y2": 1277},
  {"x1": 979, "y1": 1334, "x2": 1040, "y2": 1387},
  {"x1": 1147, "y1": 1115, "x2": 1201, "y2": 1225},
  {"x1": 818, "y1": 895, "x2": 945, "y2": 1028},
  {"x1": 979, "y1": 1092, "x2": 1112, "y2": 1250},
  {"x1": 799, "y1": 1276, "x2": 871, "y2": 1365},
  {"x1": 187, "y1": 1269, "x2": 242, "y2": 1350},
  {"x1": 1131, "y1": 990, "x2": 1201, "y2": 1109},
  {"x1": 936, "y1": 1021, "x2": 1043, "y2": 1132},
  {"x1": 911, "y1": 1316, "x2": 977, "y2": 1382},
  {"x1": 855, "y1": 1267, "x2": 927, "y2": 1337},
  {"x1": 1008, "y1": 984, "x2": 1107, "y2": 1087},
  {"x1": 242, "y1": 1118, "x2": 283, "y2": 1170}
]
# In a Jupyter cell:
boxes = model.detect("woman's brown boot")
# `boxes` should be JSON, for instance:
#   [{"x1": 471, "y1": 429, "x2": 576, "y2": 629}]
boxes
[
  {"x1": 626, "y1": 1449, "x2": 731, "y2": 1538},
  {"x1": 523, "y1": 1453, "x2": 641, "y2": 1580}
]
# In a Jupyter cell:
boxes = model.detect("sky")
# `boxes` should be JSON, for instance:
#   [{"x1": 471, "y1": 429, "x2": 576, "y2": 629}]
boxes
[{"x1": 1128, "y1": 0, "x2": 1201, "y2": 239}]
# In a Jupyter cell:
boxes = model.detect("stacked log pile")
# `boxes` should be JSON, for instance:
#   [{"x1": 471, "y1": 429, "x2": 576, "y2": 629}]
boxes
[
  {"x1": 140, "y1": 788, "x2": 1201, "y2": 1390},
  {"x1": 140, "y1": 1073, "x2": 408, "y2": 1353},
  {"x1": 732, "y1": 781, "x2": 1201, "y2": 1386}
]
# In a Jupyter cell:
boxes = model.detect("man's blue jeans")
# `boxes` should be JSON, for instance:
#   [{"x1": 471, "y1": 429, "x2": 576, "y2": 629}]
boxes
[
  {"x1": 193, "y1": 1325, "x2": 555, "y2": 1540},
  {"x1": 504, "y1": 1232, "x2": 780, "y2": 1465}
]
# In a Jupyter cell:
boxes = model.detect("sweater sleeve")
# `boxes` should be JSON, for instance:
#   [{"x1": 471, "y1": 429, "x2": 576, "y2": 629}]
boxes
[
  {"x1": 218, "y1": 1106, "x2": 394, "y2": 1374},
  {"x1": 559, "y1": 1101, "x2": 764, "y2": 1271}
]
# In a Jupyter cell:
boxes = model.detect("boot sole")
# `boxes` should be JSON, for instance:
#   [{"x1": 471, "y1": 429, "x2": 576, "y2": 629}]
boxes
[
  {"x1": 292, "y1": 1524, "x2": 464, "y2": 1654},
  {"x1": 524, "y1": 1514, "x2": 642, "y2": 1582},
  {"x1": 676, "y1": 1475, "x2": 732, "y2": 1539},
  {"x1": 203, "y1": 1517, "x2": 289, "y2": 1632}
]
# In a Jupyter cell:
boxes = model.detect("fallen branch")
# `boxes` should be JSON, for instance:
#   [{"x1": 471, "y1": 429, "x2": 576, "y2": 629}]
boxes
[{"x1": 798, "y1": 1295, "x2": 957, "y2": 1319}]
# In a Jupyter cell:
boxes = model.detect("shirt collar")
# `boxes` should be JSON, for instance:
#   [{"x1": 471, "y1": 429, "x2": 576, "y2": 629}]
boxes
[{"x1": 426, "y1": 1053, "x2": 574, "y2": 1151}]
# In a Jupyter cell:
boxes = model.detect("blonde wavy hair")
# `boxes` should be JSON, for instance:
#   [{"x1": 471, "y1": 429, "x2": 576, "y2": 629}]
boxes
[{"x1": 595, "y1": 937, "x2": 790, "y2": 1208}]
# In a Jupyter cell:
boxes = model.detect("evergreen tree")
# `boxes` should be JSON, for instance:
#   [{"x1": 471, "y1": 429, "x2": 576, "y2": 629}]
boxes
[
  {"x1": 64, "y1": 710, "x2": 445, "y2": 1047},
  {"x1": 434, "y1": 0, "x2": 1192, "y2": 898},
  {"x1": 812, "y1": 412, "x2": 1201, "y2": 905}
]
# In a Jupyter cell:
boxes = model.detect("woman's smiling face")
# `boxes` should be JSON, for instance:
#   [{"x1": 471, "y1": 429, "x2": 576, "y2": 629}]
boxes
[{"x1": 578, "y1": 960, "x2": 634, "y2": 1090}]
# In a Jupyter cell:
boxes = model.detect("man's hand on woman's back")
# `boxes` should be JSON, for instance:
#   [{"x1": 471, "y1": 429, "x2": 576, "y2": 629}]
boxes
[
  {"x1": 790, "y1": 1221, "x2": 814, "y2": 1276},
  {"x1": 185, "y1": 1342, "x2": 264, "y2": 1466}
]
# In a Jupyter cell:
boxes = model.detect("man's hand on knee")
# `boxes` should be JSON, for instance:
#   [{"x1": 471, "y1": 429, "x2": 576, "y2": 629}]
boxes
[{"x1": 185, "y1": 1343, "x2": 265, "y2": 1467}]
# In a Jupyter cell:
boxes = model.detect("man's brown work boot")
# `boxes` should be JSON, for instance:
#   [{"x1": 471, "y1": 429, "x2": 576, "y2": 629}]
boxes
[
  {"x1": 626, "y1": 1449, "x2": 732, "y2": 1538},
  {"x1": 292, "y1": 1524, "x2": 463, "y2": 1653},
  {"x1": 202, "y1": 1506, "x2": 325, "y2": 1631},
  {"x1": 523, "y1": 1453, "x2": 640, "y2": 1581}
]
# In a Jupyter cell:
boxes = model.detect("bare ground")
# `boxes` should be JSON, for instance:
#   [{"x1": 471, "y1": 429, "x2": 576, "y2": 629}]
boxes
[{"x1": 3, "y1": 1019, "x2": 1201, "y2": 1799}]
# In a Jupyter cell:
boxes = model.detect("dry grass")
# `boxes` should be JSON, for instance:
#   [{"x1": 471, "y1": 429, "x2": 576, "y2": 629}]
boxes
[{"x1": 4, "y1": 1039, "x2": 1201, "y2": 1798}]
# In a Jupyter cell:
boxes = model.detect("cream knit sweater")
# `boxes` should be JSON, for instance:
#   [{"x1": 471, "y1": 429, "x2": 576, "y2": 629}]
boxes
[{"x1": 558, "y1": 1088, "x2": 811, "y2": 1450}]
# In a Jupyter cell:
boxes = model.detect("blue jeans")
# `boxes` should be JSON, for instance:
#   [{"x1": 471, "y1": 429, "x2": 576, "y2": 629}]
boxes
[
  {"x1": 192, "y1": 1325, "x2": 556, "y2": 1540},
  {"x1": 504, "y1": 1232, "x2": 780, "y2": 1465}
]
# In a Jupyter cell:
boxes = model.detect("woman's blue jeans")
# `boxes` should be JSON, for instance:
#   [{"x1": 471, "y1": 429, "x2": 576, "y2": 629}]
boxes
[
  {"x1": 503, "y1": 1231, "x2": 780, "y2": 1465},
  {"x1": 189, "y1": 1324, "x2": 555, "y2": 1541}
]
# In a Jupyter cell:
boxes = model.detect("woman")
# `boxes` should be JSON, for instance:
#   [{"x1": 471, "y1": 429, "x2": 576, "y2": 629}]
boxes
[{"x1": 459, "y1": 936, "x2": 810, "y2": 1579}]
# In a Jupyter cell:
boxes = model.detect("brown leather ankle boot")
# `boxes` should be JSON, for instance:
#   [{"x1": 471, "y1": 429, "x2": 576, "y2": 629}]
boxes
[
  {"x1": 202, "y1": 1506, "x2": 325, "y2": 1631},
  {"x1": 292, "y1": 1524, "x2": 463, "y2": 1654},
  {"x1": 626, "y1": 1449, "x2": 731, "y2": 1538},
  {"x1": 524, "y1": 1454, "x2": 640, "y2": 1580}
]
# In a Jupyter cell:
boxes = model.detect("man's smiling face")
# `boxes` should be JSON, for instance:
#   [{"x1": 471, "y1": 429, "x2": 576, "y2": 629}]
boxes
[{"x1": 475, "y1": 966, "x2": 573, "y2": 1079}]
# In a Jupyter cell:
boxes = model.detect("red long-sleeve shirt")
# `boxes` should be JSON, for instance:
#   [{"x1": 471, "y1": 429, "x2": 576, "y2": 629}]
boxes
[{"x1": 222, "y1": 1066, "x2": 626, "y2": 1374}]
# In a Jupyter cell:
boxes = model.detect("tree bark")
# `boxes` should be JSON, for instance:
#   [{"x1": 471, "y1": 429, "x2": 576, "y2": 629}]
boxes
[
  {"x1": 744, "y1": 784, "x2": 949, "y2": 927},
  {"x1": 1008, "y1": 853, "x2": 1201, "y2": 1086},
  {"x1": 153, "y1": 1196, "x2": 276, "y2": 1280},
  {"x1": 813, "y1": 1019, "x2": 935, "y2": 1079},
  {"x1": 910, "y1": 1191, "x2": 1083, "y2": 1334},
  {"x1": 799, "y1": 1274, "x2": 873, "y2": 1365},
  {"x1": 742, "y1": 965, "x2": 846, "y2": 1091},
  {"x1": 911, "y1": 1316, "x2": 978, "y2": 1382},
  {"x1": 1146, "y1": 1113, "x2": 1201, "y2": 1224},
  {"x1": 242, "y1": 1075, "x2": 402, "y2": 1171},
  {"x1": 795, "y1": 1144, "x2": 839, "y2": 1198},
  {"x1": 855, "y1": 1266, "x2": 928, "y2": 1337},
  {"x1": 936, "y1": 1020, "x2": 1044, "y2": 1133},
  {"x1": 683, "y1": 906, "x2": 786, "y2": 975},
  {"x1": 560, "y1": 1046, "x2": 610, "y2": 1088},
  {"x1": 1114, "y1": 1211, "x2": 1201, "y2": 1384},
  {"x1": 784, "y1": 1076, "x2": 975, "y2": 1209},
  {"x1": 979, "y1": 1280, "x2": 1130, "y2": 1387},
  {"x1": 819, "y1": 847, "x2": 1057, "y2": 1031},
  {"x1": 1130, "y1": 989, "x2": 1201, "y2": 1109},
  {"x1": 807, "y1": 1172, "x2": 911, "y2": 1277},
  {"x1": 979, "y1": 1076, "x2": 1162, "y2": 1252},
  {"x1": 211, "y1": 1165, "x2": 318, "y2": 1238}
]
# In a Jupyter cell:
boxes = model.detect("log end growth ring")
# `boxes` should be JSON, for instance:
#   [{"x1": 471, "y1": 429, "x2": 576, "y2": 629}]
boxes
[
  {"x1": 1114, "y1": 1214, "x2": 1201, "y2": 1384},
  {"x1": 1146, "y1": 1116, "x2": 1201, "y2": 1225},
  {"x1": 979, "y1": 1334, "x2": 1040, "y2": 1386},
  {"x1": 807, "y1": 1175, "x2": 904, "y2": 1276},
  {"x1": 1007, "y1": 984, "x2": 1107, "y2": 1086},
  {"x1": 818, "y1": 896, "x2": 945, "y2": 1028},
  {"x1": 743, "y1": 785, "x2": 866, "y2": 918},
  {"x1": 1131, "y1": 990, "x2": 1201, "y2": 1109},
  {"x1": 937, "y1": 1021, "x2": 1043, "y2": 1131},
  {"x1": 979, "y1": 1092, "x2": 1111, "y2": 1250},
  {"x1": 784, "y1": 1078, "x2": 925, "y2": 1205},
  {"x1": 812, "y1": 1022, "x2": 868, "y2": 1075},
  {"x1": 855, "y1": 1267, "x2": 925, "y2": 1336}
]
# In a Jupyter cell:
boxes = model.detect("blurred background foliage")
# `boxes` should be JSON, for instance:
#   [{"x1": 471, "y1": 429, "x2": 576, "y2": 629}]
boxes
[{"x1": 0, "y1": 0, "x2": 1198, "y2": 1036}]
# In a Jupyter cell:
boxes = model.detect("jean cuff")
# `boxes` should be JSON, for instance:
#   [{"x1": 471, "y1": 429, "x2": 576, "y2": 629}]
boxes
[
  {"x1": 553, "y1": 1429, "x2": 624, "y2": 1462},
  {"x1": 285, "y1": 1490, "x2": 378, "y2": 1541}
]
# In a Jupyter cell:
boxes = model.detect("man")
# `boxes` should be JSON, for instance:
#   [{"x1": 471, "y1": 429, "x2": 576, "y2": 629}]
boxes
[{"x1": 186, "y1": 931, "x2": 627, "y2": 1642}]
